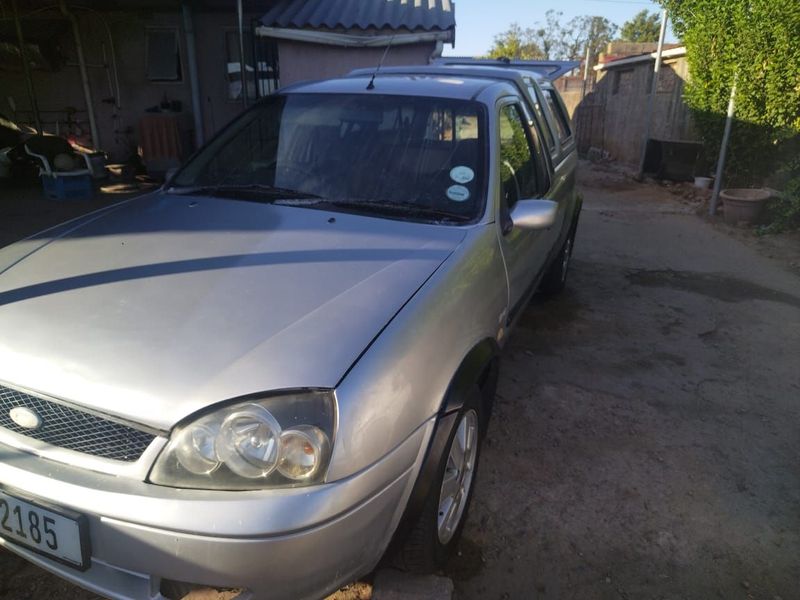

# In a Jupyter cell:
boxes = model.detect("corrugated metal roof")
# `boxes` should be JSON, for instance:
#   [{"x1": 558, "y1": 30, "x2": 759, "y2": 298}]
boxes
[
  {"x1": 260, "y1": 0, "x2": 455, "y2": 32},
  {"x1": 594, "y1": 46, "x2": 687, "y2": 71}
]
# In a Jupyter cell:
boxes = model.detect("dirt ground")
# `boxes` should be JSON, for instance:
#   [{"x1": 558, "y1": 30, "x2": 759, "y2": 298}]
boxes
[
  {"x1": 1, "y1": 163, "x2": 799, "y2": 599},
  {"x1": 448, "y1": 164, "x2": 800, "y2": 600}
]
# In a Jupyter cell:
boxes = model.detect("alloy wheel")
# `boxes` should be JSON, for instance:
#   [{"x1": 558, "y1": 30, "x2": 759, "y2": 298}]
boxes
[{"x1": 437, "y1": 409, "x2": 479, "y2": 545}]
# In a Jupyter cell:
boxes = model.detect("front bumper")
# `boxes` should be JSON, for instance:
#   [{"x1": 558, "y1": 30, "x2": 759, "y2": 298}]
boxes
[{"x1": 0, "y1": 420, "x2": 434, "y2": 600}]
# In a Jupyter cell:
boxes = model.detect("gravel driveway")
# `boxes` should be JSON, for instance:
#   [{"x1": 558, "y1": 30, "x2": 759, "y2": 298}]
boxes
[
  {"x1": 2, "y1": 164, "x2": 799, "y2": 599},
  {"x1": 448, "y1": 165, "x2": 800, "y2": 599}
]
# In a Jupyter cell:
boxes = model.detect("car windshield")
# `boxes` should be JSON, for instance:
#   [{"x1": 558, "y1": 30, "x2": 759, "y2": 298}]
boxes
[{"x1": 171, "y1": 93, "x2": 487, "y2": 223}]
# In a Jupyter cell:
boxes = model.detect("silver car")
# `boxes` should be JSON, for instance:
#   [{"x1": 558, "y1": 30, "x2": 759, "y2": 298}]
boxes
[{"x1": 0, "y1": 67, "x2": 580, "y2": 599}]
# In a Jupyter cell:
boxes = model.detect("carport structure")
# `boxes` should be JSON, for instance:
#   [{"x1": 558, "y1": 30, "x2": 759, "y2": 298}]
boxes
[{"x1": 0, "y1": 0, "x2": 455, "y2": 164}]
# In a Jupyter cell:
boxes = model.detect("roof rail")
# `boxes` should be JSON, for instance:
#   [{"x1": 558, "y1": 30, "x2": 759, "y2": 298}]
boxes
[{"x1": 432, "y1": 58, "x2": 580, "y2": 81}]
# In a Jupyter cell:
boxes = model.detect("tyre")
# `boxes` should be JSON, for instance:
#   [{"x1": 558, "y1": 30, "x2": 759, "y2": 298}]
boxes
[
  {"x1": 539, "y1": 226, "x2": 575, "y2": 296},
  {"x1": 393, "y1": 386, "x2": 483, "y2": 573}
]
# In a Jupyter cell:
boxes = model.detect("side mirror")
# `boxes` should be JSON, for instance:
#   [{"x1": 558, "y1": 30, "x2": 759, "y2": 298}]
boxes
[{"x1": 509, "y1": 199, "x2": 558, "y2": 230}]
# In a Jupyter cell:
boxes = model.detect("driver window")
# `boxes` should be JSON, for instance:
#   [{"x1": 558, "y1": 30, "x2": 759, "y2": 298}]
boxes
[{"x1": 499, "y1": 104, "x2": 538, "y2": 210}]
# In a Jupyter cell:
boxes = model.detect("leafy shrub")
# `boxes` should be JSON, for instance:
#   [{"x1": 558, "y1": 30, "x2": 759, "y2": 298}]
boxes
[
  {"x1": 761, "y1": 156, "x2": 800, "y2": 233},
  {"x1": 661, "y1": 0, "x2": 800, "y2": 226}
]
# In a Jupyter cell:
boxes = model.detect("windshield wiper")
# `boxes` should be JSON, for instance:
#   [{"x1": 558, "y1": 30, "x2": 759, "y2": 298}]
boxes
[
  {"x1": 167, "y1": 183, "x2": 322, "y2": 201},
  {"x1": 323, "y1": 200, "x2": 471, "y2": 222},
  {"x1": 166, "y1": 187, "x2": 470, "y2": 221}
]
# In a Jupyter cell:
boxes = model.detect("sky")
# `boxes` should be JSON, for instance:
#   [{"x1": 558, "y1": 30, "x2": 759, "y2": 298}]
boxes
[{"x1": 443, "y1": 0, "x2": 676, "y2": 57}]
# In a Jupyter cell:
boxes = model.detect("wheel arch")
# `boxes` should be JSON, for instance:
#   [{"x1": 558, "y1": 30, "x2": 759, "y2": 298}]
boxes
[
  {"x1": 440, "y1": 337, "x2": 499, "y2": 417},
  {"x1": 385, "y1": 337, "x2": 499, "y2": 560}
]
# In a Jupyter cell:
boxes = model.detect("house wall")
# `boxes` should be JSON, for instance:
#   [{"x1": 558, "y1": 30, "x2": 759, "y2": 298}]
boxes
[
  {"x1": 275, "y1": 39, "x2": 437, "y2": 87},
  {"x1": 573, "y1": 56, "x2": 697, "y2": 164},
  {"x1": 553, "y1": 76, "x2": 590, "y2": 117},
  {"x1": 0, "y1": 8, "x2": 258, "y2": 162}
]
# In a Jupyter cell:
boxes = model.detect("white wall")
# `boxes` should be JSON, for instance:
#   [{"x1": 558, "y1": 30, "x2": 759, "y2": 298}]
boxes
[{"x1": 275, "y1": 38, "x2": 437, "y2": 87}]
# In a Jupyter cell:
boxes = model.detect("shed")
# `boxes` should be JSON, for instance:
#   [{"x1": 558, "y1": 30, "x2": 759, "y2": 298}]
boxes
[{"x1": 573, "y1": 46, "x2": 699, "y2": 167}]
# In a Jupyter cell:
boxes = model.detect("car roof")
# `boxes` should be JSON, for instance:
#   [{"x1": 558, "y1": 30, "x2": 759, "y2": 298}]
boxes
[{"x1": 280, "y1": 74, "x2": 498, "y2": 101}]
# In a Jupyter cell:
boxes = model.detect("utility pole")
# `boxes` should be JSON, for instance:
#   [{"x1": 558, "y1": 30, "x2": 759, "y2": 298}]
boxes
[
  {"x1": 581, "y1": 43, "x2": 591, "y2": 100},
  {"x1": 709, "y1": 73, "x2": 738, "y2": 216},
  {"x1": 636, "y1": 8, "x2": 668, "y2": 180},
  {"x1": 182, "y1": 1, "x2": 204, "y2": 147},
  {"x1": 237, "y1": 0, "x2": 248, "y2": 109}
]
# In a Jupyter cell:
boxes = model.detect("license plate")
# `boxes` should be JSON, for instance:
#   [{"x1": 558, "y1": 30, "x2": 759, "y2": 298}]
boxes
[{"x1": 0, "y1": 488, "x2": 89, "y2": 570}]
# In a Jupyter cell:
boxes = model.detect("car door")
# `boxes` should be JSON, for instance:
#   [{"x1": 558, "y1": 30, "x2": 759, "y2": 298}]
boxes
[{"x1": 495, "y1": 99, "x2": 554, "y2": 322}]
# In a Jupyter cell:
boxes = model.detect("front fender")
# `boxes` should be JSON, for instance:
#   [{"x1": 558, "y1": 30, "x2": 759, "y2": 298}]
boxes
[{"x1": 328, "y1": 223, "x2": 507, "y2": 482}]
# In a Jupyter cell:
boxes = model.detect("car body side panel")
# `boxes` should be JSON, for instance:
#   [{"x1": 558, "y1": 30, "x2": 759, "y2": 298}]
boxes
[
  {"x1": 493, "y1": 98, "x2": 552, "y2": 314},
  {"x1": 329, "y1": 223, "x2": 507, "y2": 480},
  {"x1": 547, "y1": 146, "x2": 578, "y2": 245}
]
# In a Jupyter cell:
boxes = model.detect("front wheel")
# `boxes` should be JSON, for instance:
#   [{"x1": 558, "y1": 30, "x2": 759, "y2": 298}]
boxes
[{"x1": 394, "y1": 387, "x2": 483, "y2": 572}]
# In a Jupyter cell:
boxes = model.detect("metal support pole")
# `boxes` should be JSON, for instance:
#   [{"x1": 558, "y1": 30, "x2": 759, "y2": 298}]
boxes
[
  {"x1": 636, "y1": 9, "x2": 668, "y2": 180},
  {"x1": 709, "y1": 74, "x2": 738, "y2": 216},
  {"x1": 251, "y1": 19, "x2": 261, "y2": 99},
  {"x1": 581, "y1": 43, "x2": 591, "y2": 100},
  {"x1": 182, "y1": 1, "x2": 204, "y2": 147},
  {"x1": 60, "y1": 0, "x2": 101, "y2": 148},
  {"x1": 73, "y1": 8, "x2": 123, "y2": 109},
  {"x1": 11, "y1": 0, "x2": 42, "y2": 133},
  {"x1": 92, "y1": 10, "x2": 122, "y2": 110},
  {"x1": 237, "y1": 0, "x2": 248, "y2": 108}
]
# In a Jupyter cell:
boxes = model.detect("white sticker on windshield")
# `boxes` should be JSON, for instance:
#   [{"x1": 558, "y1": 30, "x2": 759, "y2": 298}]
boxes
[
  {"x1": 446, "y1": 185, "x2": 470, "y2": 202},
  {"x1": 450, "y1": 166, "x2": 475, "y2": 184}
]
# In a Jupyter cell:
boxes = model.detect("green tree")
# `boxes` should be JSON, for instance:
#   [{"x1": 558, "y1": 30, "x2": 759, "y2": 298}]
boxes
[
  {"x1": 531, "y1": 10, "x2": 565, "y2": 60},
  {"x1": 660, "y1": 0, "x2": 800, "y2": 229},
  {"x1": 561, "y1": 15, "x2": 618, "y2": 60},
  {"x1": 620, "y1": 10, "x2": 662, "y2": 42},
  {"x1": 487, "y1": 23, "x2": 545, "y2": 60},
  {"x1": 487, "y1": 13, "x2": 618, "y2": 61}
]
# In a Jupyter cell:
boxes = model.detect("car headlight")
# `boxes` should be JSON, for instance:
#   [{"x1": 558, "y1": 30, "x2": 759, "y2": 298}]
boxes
[{"x1": 149, "y1": 391, "x2": 335, "y2": 490}]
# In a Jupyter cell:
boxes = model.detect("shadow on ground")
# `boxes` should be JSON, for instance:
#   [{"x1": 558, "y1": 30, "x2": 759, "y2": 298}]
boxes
[{"x1": 447, "y1": 163, "x2": 800, "y2": 600}]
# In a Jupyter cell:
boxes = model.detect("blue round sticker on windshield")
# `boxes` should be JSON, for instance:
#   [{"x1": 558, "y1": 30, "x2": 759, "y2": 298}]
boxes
[
  {"x1": 446, "y1": 185, "x2": 470, "y2": 202},
  {"x1": 450, "y1": 166, "x2": 475, "y2": 184}
]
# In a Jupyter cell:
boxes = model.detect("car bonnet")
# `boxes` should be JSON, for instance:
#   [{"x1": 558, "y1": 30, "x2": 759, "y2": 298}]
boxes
[{"x1": 0, "y1": 193, "x2": 466, "y2": 430}]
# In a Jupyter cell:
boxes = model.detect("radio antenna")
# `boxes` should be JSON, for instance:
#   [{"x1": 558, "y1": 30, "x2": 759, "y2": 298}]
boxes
[{"x1": 367, "y1": 35, "x2": 396, "y2": 90}]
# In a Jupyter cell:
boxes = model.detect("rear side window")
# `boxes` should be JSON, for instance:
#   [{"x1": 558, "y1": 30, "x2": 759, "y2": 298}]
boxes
[
  {"x1": 543, "y1": 89, "x2": 572, "y2": 142},
  {"x1": 498, "y1": 103, "x2": 549, "y2": 208},
  {"x1": 523, "y1": 78, "x2": 556, "y2": 153}
]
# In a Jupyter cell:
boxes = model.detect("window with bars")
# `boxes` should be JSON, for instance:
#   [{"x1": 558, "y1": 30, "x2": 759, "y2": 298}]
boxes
[
  {"x1": 146, "y1": 28, "x2": 182, "y2": 82},
  {"x1": 225, "y1": 31, "x2": 279, "y2": 101}
]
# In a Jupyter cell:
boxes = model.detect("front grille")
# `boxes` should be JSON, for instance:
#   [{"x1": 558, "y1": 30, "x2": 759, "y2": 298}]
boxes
[{"x1": 0, "y1": 384, "x2": 155, "y2": 462}]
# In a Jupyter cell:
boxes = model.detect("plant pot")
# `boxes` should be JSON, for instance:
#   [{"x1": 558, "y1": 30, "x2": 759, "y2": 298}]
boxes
[
  {"x1": 720, "y1": 188, "x2": 771, "y2": 225},
  {"x1": 694, "y1": 176, "x2": 712, "y2": 189}
]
